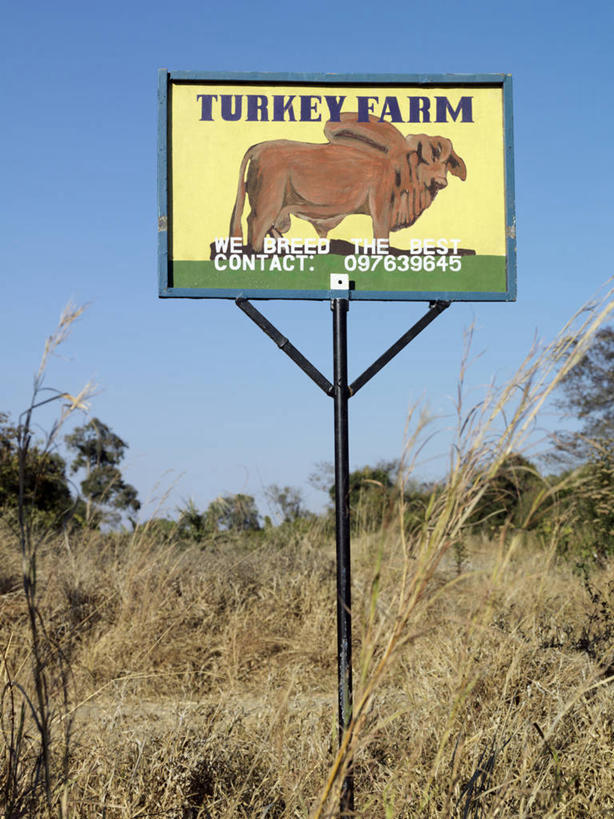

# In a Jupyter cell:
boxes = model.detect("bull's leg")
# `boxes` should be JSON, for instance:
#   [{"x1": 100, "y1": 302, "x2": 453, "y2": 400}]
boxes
[
  {"x1": 369, "y1": 188, "x2": 391, "y2": 241},
  {"x1": 248, "y1": 211, "x2": 277, "y2": 253},
  {"x1": 246, "y1": 212, "x2": 262, "y2": 251},
  {"x1": 371, "y1": 215, "x2": 390, "y2": 241},
  {"x1": 247, "y1": 192, "x2": 286, "y2": 252},
  {"x1": 270, "y1": 210, "x2": 292, "y2": 239}
]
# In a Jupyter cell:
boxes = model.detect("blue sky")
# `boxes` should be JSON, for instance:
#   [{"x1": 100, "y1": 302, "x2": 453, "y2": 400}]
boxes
[{"x1": 2, "y1": 0, "x2": 613, "y2": 520}]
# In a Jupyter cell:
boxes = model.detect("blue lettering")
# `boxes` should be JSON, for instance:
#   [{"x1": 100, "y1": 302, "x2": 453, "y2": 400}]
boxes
[
  {"x1": 300, "y1": 95, "x2": 321, "y2": 122},
  {"x1": 196, "y1": 94, "x2": 217, "y2": 121},
  {"x1": 409, "y1": 97, "x2": 431, "y2": 123},
  {"x1": 324, "y1": 95, "x2": 346, "y2": 122},
  {"x1": 357, "y1": 96, "x2": 379, "y2": 121},
  {"x1": 273, "y1": 95, "x2": 297, "y2": 121},
  {"x1": 435, "y1": 96, "x2": 474, "y2": 122},
  {"x1": 379, "y1": 96, "x2": 403, "y2": 122},
  {"x1": 246, "y1": 95, "x2": 269, "y2": 121},
  {"x1": 220, "y1": 94, "x2": 242, "y2": 121}
]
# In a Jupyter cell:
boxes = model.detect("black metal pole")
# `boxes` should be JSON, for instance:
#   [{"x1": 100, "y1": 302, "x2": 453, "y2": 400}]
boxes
[{"x1": 332, "y1": 297, "x2": 354, "y2": 815}]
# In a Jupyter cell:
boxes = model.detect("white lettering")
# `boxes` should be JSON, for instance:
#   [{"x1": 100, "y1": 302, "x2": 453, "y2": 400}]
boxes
[
  {"x1": 260, "y1": 237, "x2": 330, "y2": 255},
  {"x1": 409, "y1": 238, "x2": 462, "y2": 254},
  {"x1": 351, "y1": 238, "x2": 390, "y2": 254},
  {"x1": 214, "y1": 237, "x2": 230, "y2": 253}
]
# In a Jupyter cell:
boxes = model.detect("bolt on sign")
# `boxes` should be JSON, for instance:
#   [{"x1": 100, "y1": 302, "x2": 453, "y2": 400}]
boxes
[{"x1": 158, "y1": 72, "x2": 515, "y2": 302}]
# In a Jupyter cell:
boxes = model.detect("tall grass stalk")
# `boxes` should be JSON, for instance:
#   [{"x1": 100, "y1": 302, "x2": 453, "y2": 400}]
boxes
[
  {"x1": 312, "y1": 288, "x2": 614, "y2": 817},
  {"x1": 2, "y1": 304, "x2": 93, "y2": 817}
]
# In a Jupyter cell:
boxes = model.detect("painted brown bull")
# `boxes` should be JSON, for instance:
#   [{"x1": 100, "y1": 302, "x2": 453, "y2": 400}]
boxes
[{"x1": 229, "y1": 113, "x2": 467, "y2": 252}]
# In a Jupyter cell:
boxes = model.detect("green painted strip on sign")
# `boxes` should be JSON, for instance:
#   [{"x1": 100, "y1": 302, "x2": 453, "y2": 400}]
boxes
[{"x1": 171, "y1": 255, "x2": 506, "y2": 293}]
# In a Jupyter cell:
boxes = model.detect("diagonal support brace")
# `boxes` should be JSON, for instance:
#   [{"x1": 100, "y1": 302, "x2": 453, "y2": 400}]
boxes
[
  {"x1": 349, "y1": 300, "x2": 451, "y2": 396},
  {"x1": 236, "y1": 298, "x2": 334, "y2": 396},
  {"x1": 237, "y1": 297, "x2": 451, "y2": 401}
]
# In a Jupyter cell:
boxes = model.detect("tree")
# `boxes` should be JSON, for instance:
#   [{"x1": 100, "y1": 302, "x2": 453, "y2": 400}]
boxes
[
  {"x1": 206, "y1": 493, "x2": 260, "y2": 532},
  {"x1": 327, "y1": 460, "x2": 400, "y2": 532},
  {"x1": 176, "y1": 494, "x2": 261, "y2": 542},
  {"x1": 557, "y1": 326, "x2": 614, "y2": 450},
  {"x1": 553, "y1": 327, "x2": 614, "y2": 555},
  {"x1": 264, "y1": 484, "x2": 307, "y2": 524},
  {"x1": 65, "y1": 418, "x2": 140, "y2": 526},
  {"x1": 565, "y1": 446, "x2": 614, "y2": 560},
  {"x1": 0, "y1": 413, "x2": 73, "y2": 526},
  {"x1": 177, "y1": 499, "x2": 214, "y2": 543}
]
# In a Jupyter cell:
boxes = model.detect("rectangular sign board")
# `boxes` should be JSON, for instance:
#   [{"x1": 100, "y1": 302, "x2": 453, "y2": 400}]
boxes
[{"x1": 158, "y1": 71, "x2": 515, "y2": 302}]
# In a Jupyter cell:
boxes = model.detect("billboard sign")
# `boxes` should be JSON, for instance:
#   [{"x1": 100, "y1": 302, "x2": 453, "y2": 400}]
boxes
[{"x1": 158, "y1": 72, "x2": 515, "y2": 301}]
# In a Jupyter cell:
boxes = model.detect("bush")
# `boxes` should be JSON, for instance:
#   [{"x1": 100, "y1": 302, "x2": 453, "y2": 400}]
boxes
[
  {"x1": 542, "y1": 448, "x2": 614, "y2": 563},
  {"x1": 0, "y1": 412, "x2": 74, "y2": 528},
  {"x1": 470, "y1": 453, "x2": 543, "y2": 532}
]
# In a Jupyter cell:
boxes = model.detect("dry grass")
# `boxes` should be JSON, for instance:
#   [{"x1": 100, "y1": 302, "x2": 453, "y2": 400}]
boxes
[
  {"x1": 2, "y1": 524, "x2": 614, "y2": 817},
  {"x1": 3, "y1": 292, "x2": 614, "y2": 817}
]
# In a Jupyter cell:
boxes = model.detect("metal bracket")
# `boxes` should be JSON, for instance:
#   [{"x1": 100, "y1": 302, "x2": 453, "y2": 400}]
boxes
[
  {"x1": 236, "y1": 297, "x2": 451, "y2": 399},
  {"x1": 236, "y1": 298, "x2": 334, "y2": 396},
  {"x1": 349, "y1": 300, "x2": 451, "y2": 395}
]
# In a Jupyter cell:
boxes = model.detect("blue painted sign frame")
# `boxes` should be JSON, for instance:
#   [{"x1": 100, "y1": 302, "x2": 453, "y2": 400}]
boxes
[{"x1": 158, "y1": 71, "x2": 516, "y2": 302}]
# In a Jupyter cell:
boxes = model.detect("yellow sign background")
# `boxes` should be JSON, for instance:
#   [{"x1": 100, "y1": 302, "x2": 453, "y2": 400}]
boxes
[{"x1": 170, "y1": 84, "x2": 506, "y2": 260}]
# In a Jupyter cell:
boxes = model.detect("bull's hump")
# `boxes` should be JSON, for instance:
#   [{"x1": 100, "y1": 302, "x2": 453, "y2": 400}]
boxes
[
  {"x1": 258, "y1": 140, "x2": 326, "y2": 154},
  {"x1": 257, "y1": 140, "x2": 383, "y2": 161}
]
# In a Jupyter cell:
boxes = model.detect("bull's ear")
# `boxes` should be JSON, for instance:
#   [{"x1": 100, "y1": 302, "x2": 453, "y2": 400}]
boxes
[
  {"x1": 325, "y1": 113, "x2": 406, "y2": 154},
  {"x1": 447, "y1": 150, "x2": 467, "y2": 181}
]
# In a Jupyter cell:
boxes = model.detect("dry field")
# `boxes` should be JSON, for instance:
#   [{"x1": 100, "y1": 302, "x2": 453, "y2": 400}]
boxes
[
  {"x1": 3, "y1": 296, "x2": 614, "y2": 816},
  {"x1": 2, "y1": 520, "x2": 614, "y2": 818}
]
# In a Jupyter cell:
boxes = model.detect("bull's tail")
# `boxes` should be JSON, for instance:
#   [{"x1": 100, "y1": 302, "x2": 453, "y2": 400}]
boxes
[{"x1": 229, "y1": 146, "x2": 256, "y2": 242}]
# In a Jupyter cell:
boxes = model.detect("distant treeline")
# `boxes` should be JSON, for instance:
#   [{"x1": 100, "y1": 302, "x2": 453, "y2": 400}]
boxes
[{"x1": 3, "y1": 324, "x2": 614, "y2": 564}]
